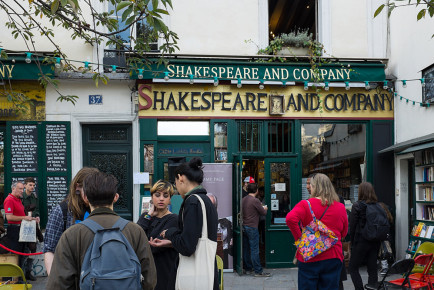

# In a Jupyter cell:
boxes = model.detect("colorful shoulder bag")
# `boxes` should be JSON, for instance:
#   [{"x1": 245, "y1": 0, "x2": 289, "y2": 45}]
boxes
[{"x1": 295, "y1": 200, "x2": 339, "y2": 262}]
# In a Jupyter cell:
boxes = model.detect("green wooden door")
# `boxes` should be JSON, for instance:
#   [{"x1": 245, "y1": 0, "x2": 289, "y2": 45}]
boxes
[
  {"x1": 82, "y1": 124, "x2": 133, "y2": 220},
  {"x1": 265, "y1": 157, "x2": 297, "y2": 268},
  {"x1": 233, "y1": 154, "x2": 243, "y2": 275}
]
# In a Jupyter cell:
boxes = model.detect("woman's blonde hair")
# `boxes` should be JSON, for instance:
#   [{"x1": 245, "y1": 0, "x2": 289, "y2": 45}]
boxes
[
  {"x1": 151, "y1": 180, "x2": 175, "y2": 197},
  {"x1": 67, "y1": 167, "x2": 99, "y2": 221},
  {"x1": 310, "y1": 173, "x2": 339, "y2": 206}
]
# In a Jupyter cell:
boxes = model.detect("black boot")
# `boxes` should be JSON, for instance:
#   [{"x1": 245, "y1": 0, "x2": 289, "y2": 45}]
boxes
[{"x1": 25, "y1": 271, "x2": 36, "y2": 281}]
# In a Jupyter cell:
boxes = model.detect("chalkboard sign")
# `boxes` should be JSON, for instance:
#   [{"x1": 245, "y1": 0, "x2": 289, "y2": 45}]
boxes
[
  {"x1": 11, "y1": 124, "x2": 38, "y2": 172},
  {"x1": 423, "y1": 64, "x2": 434, "y2": 102},
  {"x1": 46, "y1": 176, "x2": 68, "y2": 216},
  {"x1": 46, "y1": 124, "x2": 67, "y2": 172}
]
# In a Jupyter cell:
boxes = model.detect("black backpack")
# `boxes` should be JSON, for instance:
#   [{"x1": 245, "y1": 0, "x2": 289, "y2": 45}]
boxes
[{"x1": 362, "y1": 202, "x2": 390, "y2": 241}]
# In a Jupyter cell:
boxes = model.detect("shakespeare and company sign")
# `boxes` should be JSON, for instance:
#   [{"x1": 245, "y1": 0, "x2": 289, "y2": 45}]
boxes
[{"x1": 138, "y1": 84, "x2": 393, "y2": 119}]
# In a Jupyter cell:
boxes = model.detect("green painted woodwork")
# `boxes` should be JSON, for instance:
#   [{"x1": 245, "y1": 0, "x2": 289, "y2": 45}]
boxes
[{"x1": 0, "y1": 58, "x2": 53, "y2": 80}]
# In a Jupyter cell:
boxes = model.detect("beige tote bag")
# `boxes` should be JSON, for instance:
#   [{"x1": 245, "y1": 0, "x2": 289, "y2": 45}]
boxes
[{"x1": 175, "y1": 194, "x2": 217, "y2": 290}]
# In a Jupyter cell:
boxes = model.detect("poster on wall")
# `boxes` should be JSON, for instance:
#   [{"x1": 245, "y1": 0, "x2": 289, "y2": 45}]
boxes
[{"x1": 202, "y1": 163, "x2": 233, "y2": 271}]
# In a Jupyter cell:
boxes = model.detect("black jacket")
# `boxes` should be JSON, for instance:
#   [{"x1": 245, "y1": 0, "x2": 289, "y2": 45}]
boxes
[{"x1": 165, "y1": 187, "x2": 219, "y2": 290}]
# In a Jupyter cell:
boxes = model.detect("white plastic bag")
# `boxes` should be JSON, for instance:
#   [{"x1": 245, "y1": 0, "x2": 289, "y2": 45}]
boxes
[{"x1": 19, "y1": 220, "x2": 36, "y2": 242}]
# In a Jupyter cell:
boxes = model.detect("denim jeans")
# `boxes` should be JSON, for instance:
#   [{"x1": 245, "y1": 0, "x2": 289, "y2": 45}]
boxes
[
  {"x1": 242, "y1": 225, "x2": 262, "y2": 274},
  {"x1": 298, "y1": 258, "x2": 342, "y2": 290}
]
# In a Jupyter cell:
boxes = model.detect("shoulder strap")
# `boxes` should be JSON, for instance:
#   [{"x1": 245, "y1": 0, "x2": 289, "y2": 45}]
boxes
[
  {"x1": 80, "y1": 218, "x2": 104, "y2": 233},
  {"x1": 192, "y1": 194, "x2": 208, "y2": 238},
  {"x1": 319, "y1": 204, "x2": 330, "y2": 221},
  {"x1": 112, "y1": 217, "x2": 129, "y2": 231},
  {"x1": 306, "y1": 200, "x2": 316, "y2": 220},
  {"x1": 60, "y1": 200, "x2": 68, "y2": 230}
]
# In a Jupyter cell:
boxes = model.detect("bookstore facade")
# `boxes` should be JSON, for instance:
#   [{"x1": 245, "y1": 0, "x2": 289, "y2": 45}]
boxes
[{"x1": 136, "y1": 59, "x2": 395, "y2": 271}]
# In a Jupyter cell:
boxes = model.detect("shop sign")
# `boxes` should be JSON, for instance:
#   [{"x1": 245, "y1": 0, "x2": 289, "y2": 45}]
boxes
[
  {"x1": 1, "y1": 59, "x2": 52, "y2": 80},
  {"x1": 138, "y1": 84, "x2": 393, "y2": 119},
  {"x1": 158, "y1": 147, "x2": 204, "y2": 155},
  {"x1": 133, "y1": 61, "x2": 386, "y2": 82},
  {"x1": 0, "y1": 81, "x2": 46, "y2": 121}
]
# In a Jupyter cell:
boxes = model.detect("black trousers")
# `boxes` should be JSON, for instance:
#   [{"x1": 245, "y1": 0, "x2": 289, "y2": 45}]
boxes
[
  {"x1": 5, "y1": 224, "x2": 34, "y2": 273},
  {"x1": 349, "y1": 240, "x2": 381, "y2": 290}
]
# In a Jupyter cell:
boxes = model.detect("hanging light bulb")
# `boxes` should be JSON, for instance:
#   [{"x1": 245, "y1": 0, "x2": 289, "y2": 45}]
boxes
[
  {"x1": 402, "y1": 80, "x2": 407, "y2": 88},
  {"x1": 25, "y1": 52, "x2": 32, "y2": 64},
  {"x1": 84, "y1": 61, "x2": 89, "y2": 69},
  {"x1": 189, "y1": 74, "x2": 194, "y2": 84},
  {"x1": 365, "y1": 81, "x2": 370, "y2": 90},
  {"x1": 237, "y1": 79, "x2": 242, "y2": 88},
  {"x1": 214, "y1": 77, "x2": 219, "y2": 87},
  {"x1": 138, "y1": 69, "x2": 144, "y2": 80},
  {"x1": 383, "y1": 81, "x2": 388, "y2": 90},
  {"x1": 324, "y1": 82, "x2": 330, "y2": 91},
  {"x1": 111, "y1": 65, "x2": 117, "y2": 73},
  {"x1": 164, "y1": 72, "x2": 170, "y2": 81},
  {"x1": 259, "y1": 80, "x2": 264, "y2": 90},
  {"x1": 345, "y1": 81, "x2": 350, "y2": 90},
  {"x1": 421, "y1": 78, "x2": 426, "y2": 88},
  {"x1": 304, "y1": 81, "x2": 308, "y2": 91},
  {"x1": 55, "y1": 57, "x2": 62, "y2": 69},
  {"x1": 282, "y1": 81, "x2": 287, "y2": 87}
]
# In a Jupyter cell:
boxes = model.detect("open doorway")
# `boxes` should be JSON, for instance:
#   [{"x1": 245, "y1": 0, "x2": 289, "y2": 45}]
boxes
[{"x1": 242, "y1": 159, "x2": 266, "y2": 267}]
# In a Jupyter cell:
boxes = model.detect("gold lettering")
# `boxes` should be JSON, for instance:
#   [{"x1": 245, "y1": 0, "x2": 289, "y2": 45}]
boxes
[
  {"x1": 227, "y1": 67, "x2": 234, "y2": 79},
  {"x1": 0, "y1": 66, "x2": 5, "y2": 78},
  {"x1": 167, "y1": 64, "x2": 175, "y2": 77},
  {"x1": 336, "y1": 69, "x2": 344, "y2": 80},
  {"x1": 293, "y1": 69, "x2": 301, "y2": 80},
  {"x1": 252, "y1": 68, "x2": 259, "y2": 79},
  {"x1": 194, "y1": 66, "x2": 202, "y2": 77},
  {"x1": 176, "y1": 65, "x2": 185, "y2": 77},
  {"x1": 218, "y1": 67, "x2": 226, "y2": 78},
  {"x1": 281, "y1": 69, "x2": 289, "y2": 80},
  {"x1": 343, "y1": 69, "x2": 351, "y2": 80},
  {"x1": 203, "y1": 67, "x2": 210, "y2": 77},
  {"x1": 185, "y1": 66, "x2": 193, "y2": 76},
  {"x1": 211, "y1": 67, "x2": 218, "y2": 77},
  {"x1": 320, "y1": 69, "x2": 328, "y2": 80},
  {"x1": 243, "y1": 68, "x2": 251, "y2": 80},
  {"x1": 271, "y1": 68, "x2": 280, "y2": 80},
  {"x1": 263, "y1": 68, "x2": 271, "y2": 80},
  {"x1": 234, "y1": 67, "x2": 243, "y2": 79},
  {"x1": 328, "y1": 70, "x2": 336, "y2": 80}
]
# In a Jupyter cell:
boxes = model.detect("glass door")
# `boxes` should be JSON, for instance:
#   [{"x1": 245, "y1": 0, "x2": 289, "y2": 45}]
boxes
[{"x1": 265, "y1": 158, "x2": 297, "y2": 268}]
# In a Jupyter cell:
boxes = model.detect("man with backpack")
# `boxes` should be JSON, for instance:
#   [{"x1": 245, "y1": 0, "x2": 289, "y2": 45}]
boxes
[{"x1": 47, "y1": 171, "x2": 156, "y2": 290}]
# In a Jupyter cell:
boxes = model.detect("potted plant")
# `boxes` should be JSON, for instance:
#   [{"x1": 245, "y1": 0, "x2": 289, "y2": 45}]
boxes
[{"x1": 276, "y1": 29, "x2": 312, "y2": 56}]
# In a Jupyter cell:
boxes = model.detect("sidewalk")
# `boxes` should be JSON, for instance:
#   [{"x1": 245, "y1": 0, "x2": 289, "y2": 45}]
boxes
[{"x1": 30, "y1": 267, "x2": 376, "y2": 289}]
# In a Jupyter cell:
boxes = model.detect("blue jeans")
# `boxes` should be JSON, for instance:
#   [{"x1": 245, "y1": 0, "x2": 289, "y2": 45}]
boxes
[
  {"x1": 298, "y1": 258, "x2": 342, "y2": 290},
  {"x1": 242, "y1": 225, "x2": 262, "y2": 274}
]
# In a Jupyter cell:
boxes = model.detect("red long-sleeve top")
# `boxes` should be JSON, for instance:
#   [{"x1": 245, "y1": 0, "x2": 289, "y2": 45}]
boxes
[{"x1": 286, "y1": 198, "x2": 348, "y2": 263}]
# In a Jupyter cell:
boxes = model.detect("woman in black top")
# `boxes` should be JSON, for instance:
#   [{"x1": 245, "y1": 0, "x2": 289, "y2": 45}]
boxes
[
  {"x1": 150, "y1": 157, "x2": 219, "y2": 290},
  {"x1": 137, "y1": 180, "x2": 178, "y2": 290},
  {"x1": 349, "y1": 182, "x2": 381, "y2": 290}
]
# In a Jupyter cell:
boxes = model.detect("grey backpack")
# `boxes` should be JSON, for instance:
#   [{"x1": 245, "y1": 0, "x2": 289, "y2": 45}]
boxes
[{"x1": 79, "y1": 218, "x2": 142, "y2": 290}]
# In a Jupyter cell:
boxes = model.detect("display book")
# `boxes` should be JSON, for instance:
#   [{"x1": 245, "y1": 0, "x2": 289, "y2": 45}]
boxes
[{"x1": 408, "y1": 148, "x2": 434, "y2": 254}]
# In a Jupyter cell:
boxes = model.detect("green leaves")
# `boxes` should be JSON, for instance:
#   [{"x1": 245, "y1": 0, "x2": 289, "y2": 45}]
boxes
[
  {"x1": 417, "y1": 9, "x2": 427, "y2": 20},
  {"x1": 374, "y1": 4, "x2": 385, "y2": 18},
  {"x1": 56, "y1": 95, "x2": 79, "y2": 105},
  {"x1": 116, "y1": 1, "x2": 132, "y2": 12}
]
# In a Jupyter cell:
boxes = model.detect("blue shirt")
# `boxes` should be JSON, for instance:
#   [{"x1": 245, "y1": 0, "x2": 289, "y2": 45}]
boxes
[{"x1": 43, "y1": 204, "x2": 74, "y2": 253}]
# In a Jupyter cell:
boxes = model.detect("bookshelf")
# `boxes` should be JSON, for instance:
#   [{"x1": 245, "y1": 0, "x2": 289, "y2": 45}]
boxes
[{"x1": 408, "y1": 147, "x2": 434, "y2": 254}]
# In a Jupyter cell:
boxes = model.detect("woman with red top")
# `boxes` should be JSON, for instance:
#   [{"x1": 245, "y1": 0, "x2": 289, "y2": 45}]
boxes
[{"x1": 286, "y1": 173, "x2": 348, "y2": 290}]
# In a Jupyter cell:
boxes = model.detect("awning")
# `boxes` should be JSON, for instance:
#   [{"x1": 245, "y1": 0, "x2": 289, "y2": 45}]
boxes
[
  {"x1": 378, "y1": 133, "x2": 434, "y2": 154},
  {"x1": 399, "y1": 141, "x2": 434, "y2": 155}
]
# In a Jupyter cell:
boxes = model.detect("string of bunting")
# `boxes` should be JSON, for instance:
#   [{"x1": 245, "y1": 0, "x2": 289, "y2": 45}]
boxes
[
  {"x1": 393, "y1": 92, "x2": 432, "y2": 108},
  {"x1": 1, "y1": 48, "x2": 433, "y2": 89}
]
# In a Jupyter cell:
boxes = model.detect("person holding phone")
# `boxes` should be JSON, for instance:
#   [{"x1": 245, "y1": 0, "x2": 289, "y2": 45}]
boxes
[{"x1": 137, "y1": 180, "x2": 178, "y2": 290}]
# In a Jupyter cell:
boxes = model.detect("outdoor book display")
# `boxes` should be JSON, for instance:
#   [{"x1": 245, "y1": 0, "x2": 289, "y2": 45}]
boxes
[{"x1": 408, "y1": 148, "x2": 434, "y2": 254}]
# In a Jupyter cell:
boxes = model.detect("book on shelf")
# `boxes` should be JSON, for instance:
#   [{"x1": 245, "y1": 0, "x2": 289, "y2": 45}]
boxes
[
  {"x1": 420, "y1": 186, "x2": 434, "y2": 201},
  {"x1": 423, "y1": 167, "x2": 434, "y2": 182},
  {"x1": 420, "y1": 224, "x2": 427, "y2": 238},
  {"x1": 426, "y1": 226, "x2": 434, "y2": 238},
  {"x1": 414, "y1": 222, "x2": 425, "y2": 237},
  {"x1": 423, "y1": 150, "x2": 434, "y2": 165},
  {"x1": 411, "y1": 224, "x2": 418, "y2": 236},
  {"x1": 408, "y1": 240, "x2": 422, "y2": 252}
]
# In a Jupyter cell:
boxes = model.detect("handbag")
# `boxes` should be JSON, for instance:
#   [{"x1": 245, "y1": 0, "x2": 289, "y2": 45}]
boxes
[
  {"x1": 175, "y1": 194, "x2": 217, "y2": 290},
  {"x1": 19, "y1": 219, "x2": 36, "y2": 242},
  {"x1": 295, "y1": 200, "x2": 338, "y2": 262}
]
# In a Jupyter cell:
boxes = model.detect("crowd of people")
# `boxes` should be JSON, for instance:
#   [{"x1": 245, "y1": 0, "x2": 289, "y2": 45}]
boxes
[{"x1": 0, "y1": 159, "x2": 393, "y2": 289}]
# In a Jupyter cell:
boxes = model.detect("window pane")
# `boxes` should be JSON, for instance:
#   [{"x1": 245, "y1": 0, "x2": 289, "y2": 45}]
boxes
[
  {"x1": 270, "y1": 162, "x2": 291, "y2": 225},
  {"x1": 157, "y1": 121, "x2": 209, "y2": 136},
  {"x1": 268, "y1": 121, "x2": 291, "y2": 153},
  {"x1": 301, "y1": 123, "x2": 366, "y2": 202},
  {"x1": 214, "y1": 123, "x2": 227, "y2": 162},
  {"x1": 238, "y1": 121, "x2": 261, "y2": 153}
]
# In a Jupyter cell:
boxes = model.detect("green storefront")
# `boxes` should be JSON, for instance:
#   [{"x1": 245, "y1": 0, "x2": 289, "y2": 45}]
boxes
[{"x1": 135, "y1": 59, "x2": 395, "y2": 271}]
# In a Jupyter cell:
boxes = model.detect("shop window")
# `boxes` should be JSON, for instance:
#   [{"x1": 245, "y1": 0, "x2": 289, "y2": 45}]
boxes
[
  {"x1": 270, "y1": 162, "x2": 291, "y2": 225},
  {"x1": 269, "y1": 0, "x2": 316, "y2": 40},
  {"x1": 238, "y1": 121, "x2": 262, "y2": 153},
  {"x1": 422, "y1": 64, "x2": 434, "y2": 103},
  {"x1": 301, "y1": 123, "x2": 366, "y2": 202},
  {"x1": 157, "y1": 121, "x2": 209, "y2": 136},
  {"x1": 268, "y1": 121, "x2": 291, "y2": 153},
  {"x1": 104, "y1": 2, "x2": 158, "y2": 70},
  {"x1": 214, "y1": 123, "x2": 228, "y2": 162}
]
